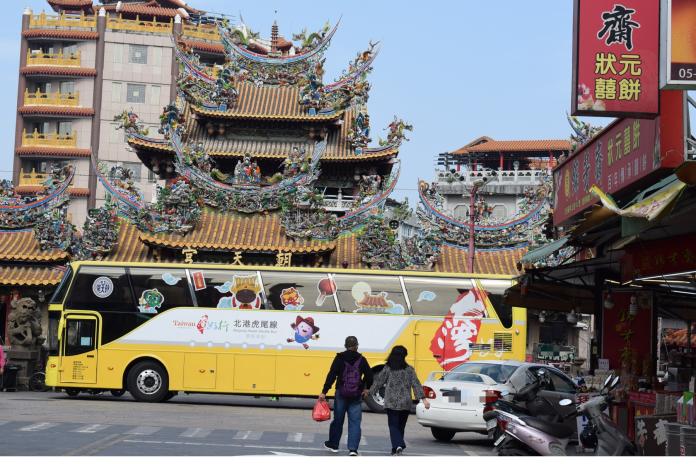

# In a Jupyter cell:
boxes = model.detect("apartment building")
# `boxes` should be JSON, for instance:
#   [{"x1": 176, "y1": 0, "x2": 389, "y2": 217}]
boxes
[{"x1": 12, "y1": 0, "x2": 214, "y2": 227}]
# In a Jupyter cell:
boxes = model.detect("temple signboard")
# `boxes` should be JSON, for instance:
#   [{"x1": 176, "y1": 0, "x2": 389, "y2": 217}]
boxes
[
  {"x1": 572, "y1": 0, "x2": 659, "y2": 117},
  {"x1": 554, "y1": 90, "x2": 685, "y2": 226}
]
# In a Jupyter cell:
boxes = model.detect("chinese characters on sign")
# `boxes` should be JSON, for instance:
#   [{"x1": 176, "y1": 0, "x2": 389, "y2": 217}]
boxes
[
  {"x1": 275, "y1": 251, "x2": 293, "y2": 267},
  {"x1": 182, "y1": 248, "x2": 197, "y2": 264},
  {"x1": 621, "y1": 233, "x2": 696, "y2": 281},
  {"x1": 554, "y1": 117, "x2": 659, "y2": 225},
  {"x1": 572, "y1": 0, "x2": 659, "y2": 116},
  {"x1": 231, "y1": 251, "x2": 244, "y2": 266}
]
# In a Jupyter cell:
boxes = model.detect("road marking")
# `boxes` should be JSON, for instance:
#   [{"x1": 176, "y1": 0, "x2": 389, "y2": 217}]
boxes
[
  {"x1": 73, "y1": 424, "x2": 110, "y2": 434},
  {"x1": 19, "y1": 422, "x2": 58, "y2": 432},
  {"x1": 286, "y1": 432, "x2": 314, "y2": 443},
  {"x1": 124, "y1": 426, "x2": 161, "y2": 435},
  {"x1": 270, "y1": 451, "x2": 303, "y2": 456},
  {"x1": 342, "y1": 435, "x2": 368, "y2": 446},
  {"x1": 180, "y1": 427, "x2": 211, "y2": 438},
  {"x1": 122, "y1": 439, "x2": 424, "y2": 455},
  {"x1": 0, "y1": 421, "x2": 10, "y2": 426},
  {"x1": 64, "y1": 433, "x2": 124, "y2": 456},
  {"x1": 233, "y1": 430, "x2": 262, "y2": 440}
]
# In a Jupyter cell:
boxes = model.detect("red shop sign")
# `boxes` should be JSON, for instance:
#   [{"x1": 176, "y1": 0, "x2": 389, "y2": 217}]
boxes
[
  {"x1": 621, "y1": 233, "x2": 696, "y2": 281},
  {"x1": 572, "y1": 0, "x2": 659, "y2": 117},
  {"x1": 554, "y1": 90, "x2": 685, "y2": 226}
]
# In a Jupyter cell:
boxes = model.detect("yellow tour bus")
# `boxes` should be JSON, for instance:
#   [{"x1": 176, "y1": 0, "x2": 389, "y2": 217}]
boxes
[{"x1": 45, "y1": 261, "x2": 526, "y2": 411}]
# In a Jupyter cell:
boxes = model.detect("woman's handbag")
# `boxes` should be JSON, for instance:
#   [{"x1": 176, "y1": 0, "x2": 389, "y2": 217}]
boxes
[{"x1": 312, "y1": 398, "x2": 331, "y2": 422}]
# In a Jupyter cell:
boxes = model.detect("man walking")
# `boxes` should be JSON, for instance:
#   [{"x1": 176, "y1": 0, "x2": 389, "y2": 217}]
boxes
[{"x1": 320, "y1": 335, "x2": 373, "y2": 456}]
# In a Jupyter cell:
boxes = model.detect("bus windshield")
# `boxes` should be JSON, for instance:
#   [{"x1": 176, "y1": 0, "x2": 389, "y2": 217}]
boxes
[{"x1": 49, "y1": 266, "x2": 72, "y2": 305}]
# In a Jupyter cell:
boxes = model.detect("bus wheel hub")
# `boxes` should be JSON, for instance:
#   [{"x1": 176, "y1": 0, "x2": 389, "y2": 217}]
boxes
[{"x1": 137, "y1": 369, "x2": 161, "y2": 394}]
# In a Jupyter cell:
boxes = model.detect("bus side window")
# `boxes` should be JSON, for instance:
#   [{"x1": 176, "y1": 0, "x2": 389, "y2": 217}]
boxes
[
  {"x1": 129, "y1": 268, "x2": 192, "y2": 313},
  {"x1": 261, "y1": 272, "x2": 337, "y2": 312},
  {"x1": 65, "y1": 266, "x2": 134, "y2": 311},
  {"x1": 64, "y1": 319, "x2": 96, "y2": 356},
  {"x1": 191, "y1": 270, "x2": 265, "y2": 310},
  {"x1": 333, "y1": 274, "x2": 408, "y2": 315},
  {"x1": 404, "y1": 277, "x2": 474, "y2": 316}
]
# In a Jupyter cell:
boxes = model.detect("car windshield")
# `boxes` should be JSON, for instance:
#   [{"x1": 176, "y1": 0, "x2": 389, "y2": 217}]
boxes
[{"x1": 443, "y1": 363, "x2": 517, "y2": 384}]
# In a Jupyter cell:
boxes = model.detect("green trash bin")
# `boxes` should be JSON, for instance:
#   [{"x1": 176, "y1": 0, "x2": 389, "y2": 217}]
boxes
[{"x1": 1, "y1": 364, "x2": 19, "y2": 392}]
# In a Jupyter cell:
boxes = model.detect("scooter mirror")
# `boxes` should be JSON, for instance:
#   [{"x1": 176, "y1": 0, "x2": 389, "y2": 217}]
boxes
[
  {"x1": 559, "y1": 399, "x2": 573, "y2": 406},
  {"x1": 603, "y1": 374, "x2": 613, "y2": 388},
  {"x1": 610, "y1": 376, "x2": 620, "y2": 388},
  {"x1": 537, "y1": 369, "x2": 546, "y2": 377}
]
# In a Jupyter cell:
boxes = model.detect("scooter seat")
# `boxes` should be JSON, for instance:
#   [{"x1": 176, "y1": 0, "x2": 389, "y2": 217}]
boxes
[{"x1": 519, "y1": 416, "x2": 575, "y2": 439}]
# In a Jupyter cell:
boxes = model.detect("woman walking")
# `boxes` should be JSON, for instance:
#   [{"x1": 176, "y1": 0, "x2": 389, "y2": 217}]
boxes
[{"x1": 369, "y1": 345, "x2": 430, "y2": 456}]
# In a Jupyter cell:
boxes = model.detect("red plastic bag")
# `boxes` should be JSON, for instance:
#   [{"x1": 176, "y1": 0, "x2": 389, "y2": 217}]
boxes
[{"x1": 312, "y1": 398, "x2": 331, "y2": 422}]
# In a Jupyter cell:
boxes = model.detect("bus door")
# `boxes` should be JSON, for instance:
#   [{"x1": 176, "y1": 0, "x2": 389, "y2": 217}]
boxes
[{"x1": 60, "y1": 316, "x2": 98, "y2": 384}]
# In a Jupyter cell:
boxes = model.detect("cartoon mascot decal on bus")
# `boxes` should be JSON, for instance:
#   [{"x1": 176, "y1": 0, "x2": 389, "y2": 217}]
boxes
[
  {"x1": 287, "y1": 315, "x2": 320, "y2": 350},
  {"x1": 430, "y1": 284, "x2": 489, "y2": 370}
]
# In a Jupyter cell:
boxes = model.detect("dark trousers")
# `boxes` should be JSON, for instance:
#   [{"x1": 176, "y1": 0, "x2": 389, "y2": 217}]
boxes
[
  {"x1": 386, "y1": 408, "x2": 410, "y2": 451},
  {"x1": 327, "y1": 392, "x2": 362, "y2": 451}
]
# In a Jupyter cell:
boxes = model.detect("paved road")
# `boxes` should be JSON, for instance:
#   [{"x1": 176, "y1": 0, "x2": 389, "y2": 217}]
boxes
[{"x1": 0, "y1": 391, "x2": 494, "y2": 456}]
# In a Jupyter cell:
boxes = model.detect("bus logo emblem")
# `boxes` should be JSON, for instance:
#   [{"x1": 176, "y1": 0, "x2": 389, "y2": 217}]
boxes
[{"x1": 92, "y1": 277, "x2": 114, "y2": 299}]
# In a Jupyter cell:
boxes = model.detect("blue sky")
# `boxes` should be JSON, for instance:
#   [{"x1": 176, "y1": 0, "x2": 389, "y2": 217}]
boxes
[{"x1": 0, "y1": 1, "x2": 603, "y2": 201}]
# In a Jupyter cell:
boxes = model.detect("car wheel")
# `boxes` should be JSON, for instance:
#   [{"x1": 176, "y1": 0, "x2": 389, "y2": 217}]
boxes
[
  {"x1": 127, "y1": 361, "x2": 169, "y2": 403},
  {"x1": 65, "y1": 388, "x2": 80, "y2": 397},
  {"x1": 431, "y1": 427, "x2": 456, "y2": 442},
  {"x1": 110, "y1": 389, "x2": 126, "y2": 397}
]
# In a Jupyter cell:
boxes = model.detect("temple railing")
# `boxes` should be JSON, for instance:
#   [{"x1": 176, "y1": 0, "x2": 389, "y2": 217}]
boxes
[
  {"x1": 26, "y1": 51, "x2": 81, "y2": 67},
  {"x1": 435, "y1": 169, "x2": 547, "y2": 187},
  {"x1": 18, "y1": 169, "x2": 49, "y2": 186},
  {"x1": 182, "y1": 23, "x2": 220, "y2": 41},
  {"x1": 24, "y1": 89, "x2": 80, "y2": 107},
  {"x1": 28, "y1": 11, "x2": 97, "y2": 30},
  {"x1": 22, "y1": 129, "x2": 77, "y2": 147},
  {"x1": 107, "y1": 14, "x2": 173, "y2": 34},
  {"x1": 323, "y1": 194, "x2": 358, "y2": 211}
]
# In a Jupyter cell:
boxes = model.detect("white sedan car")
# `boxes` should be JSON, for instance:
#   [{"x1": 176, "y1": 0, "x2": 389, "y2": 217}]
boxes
[{"x1": 416, "y1": 360, "x2": 577, "y2": 442}]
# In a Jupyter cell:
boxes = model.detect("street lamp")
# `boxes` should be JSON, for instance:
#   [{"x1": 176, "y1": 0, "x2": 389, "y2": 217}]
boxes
[{"x1": 468, "y1": 176, "x2": 491, "y2": 273}]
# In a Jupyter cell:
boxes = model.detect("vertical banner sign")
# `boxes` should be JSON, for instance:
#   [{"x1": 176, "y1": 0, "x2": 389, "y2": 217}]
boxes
[
  {"x1": 660, "y1": 0, "x2": 696, "y2": 88},
  {"x1": 572, "y1": 0, "x2": 659, "y2": 117}
]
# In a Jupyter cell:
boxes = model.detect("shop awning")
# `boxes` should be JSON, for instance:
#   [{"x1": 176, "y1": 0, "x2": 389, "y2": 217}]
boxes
[
  {"x1": 504, "y1": 280, "x2": 595, "y2": 314},
  {"x1": 520, "y1": 236, "x2": 569, "y2": 265}
]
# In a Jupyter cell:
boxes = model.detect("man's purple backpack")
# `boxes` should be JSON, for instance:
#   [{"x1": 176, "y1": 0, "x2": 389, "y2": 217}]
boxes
[{"x1": 339, "y1": 355, "x2": 363, "y2": 398}]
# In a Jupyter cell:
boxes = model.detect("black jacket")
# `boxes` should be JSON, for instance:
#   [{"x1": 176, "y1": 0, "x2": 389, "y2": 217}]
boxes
[{"x1": 322, "y1": 350, "x2": 373, "y2": 395}]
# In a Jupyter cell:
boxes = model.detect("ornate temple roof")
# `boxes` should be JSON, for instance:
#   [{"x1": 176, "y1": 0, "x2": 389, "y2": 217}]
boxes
[
  {"x1": 47, "y1": 0, "x2": 94, "y2": 12},
  {"x1": 103, "y1": 222, "x2": 152, "y2": 262},
  {"x1": 179, "y1": 39, "x2": 225, "y2": 55},
  {"x1": 451, "y1": 138, "x2": 571, "y2": 155},
  {"x1": 0, "y1": 230, "x2": 69, "y2": 262},
  {"x1": 433, "y1": 245, "x2": 525, "y2": 275},
  {"x1": 139, "y1": 209, "x2": 335, "y2": 253},
  {"x1": 188, "y1": 84, "x2": 343, "y2": 121}
]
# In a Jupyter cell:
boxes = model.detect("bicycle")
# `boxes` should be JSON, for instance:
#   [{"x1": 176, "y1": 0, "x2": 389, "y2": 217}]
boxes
[{"x1": 28, "y1": 346, "x2": 50, "y2": 392}]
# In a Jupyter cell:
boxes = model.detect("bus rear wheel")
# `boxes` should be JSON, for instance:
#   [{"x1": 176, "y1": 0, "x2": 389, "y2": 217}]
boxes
[
  {"x1": 127, "y1": 361, "x2": 169, "y2": 403},
  {"x1": 65, "y1": 388, "x2": 80, "y2": 397}
]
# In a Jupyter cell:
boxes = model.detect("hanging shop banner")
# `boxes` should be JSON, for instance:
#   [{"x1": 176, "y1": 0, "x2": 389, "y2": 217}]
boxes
[
  {"x1": 572, "y1": 0, "x2": 659, "y2": 117},
  {"x1": 554, "y1": 90, "x2": 685, "y2": 226},
  {"x1": 660, "y1": 0, "x2": 696, "y2": 88}
]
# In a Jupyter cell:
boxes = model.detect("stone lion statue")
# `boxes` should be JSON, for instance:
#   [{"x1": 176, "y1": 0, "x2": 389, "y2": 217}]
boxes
[{"x1": 7, "y1": 297, "x2": 44, "y2": 348}]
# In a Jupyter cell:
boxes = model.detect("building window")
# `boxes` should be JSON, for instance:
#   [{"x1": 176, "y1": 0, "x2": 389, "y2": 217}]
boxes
[
  {"x1": 129, "y1": 45, "x2": 148, "y2": 64},
  {"x1": 148, "y1": 169, "x2": 157, "y2": 183},
  {"x1": 151, "y1": 46, "x2": 162, "y2": 67},
  {"x1": 58, "y1": 121, "x2": 72, "y2": 136},
  {"x1": 111, "y1": 82, "x2": 122, "y2": 103},
  {"x1": 453, "y1": 204, "x2": 469, "y2": 219},
  {"x1": 126, "y1": 83, "x2": 146, "y2": 103},
  {"x1": 149, "y1": 85, "x2": 161, "y2": 105},
  {"x1": 123, "y1": 162, "x2": 141, "y2": 181},
  {"x1": 491, "y1": 205, "x2": 507, "y2": 219},
  {"x1": 63, "y1": 44, "x2": 78, "y2": 57},
  {"x1": 60, "y1": 81, "x2": 75, "y2": 95}
]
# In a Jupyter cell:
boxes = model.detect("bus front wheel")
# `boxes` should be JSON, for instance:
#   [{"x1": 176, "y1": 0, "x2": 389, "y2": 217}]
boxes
[{"x1": 127, "y1": 361, "x2": 169, "y2": 403}]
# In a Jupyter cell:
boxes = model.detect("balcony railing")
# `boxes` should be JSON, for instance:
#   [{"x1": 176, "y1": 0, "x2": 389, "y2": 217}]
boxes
[
  {"x1": 182, "y1": 23, "x2": 220, "y2": 41},
  {"x1": 323, "y1": 194, "x2": 358, "y2": 211},
  {"x1": 24, "y1": 89, "x2": 80, "y2": 107},
  {"x1": 26, "y1": 51, "x2": 81, "y2": 67},
  {"x1": 436, "y1": 169, "x2": 547, "y2": 186},
  {"x1": 29, "y1": 11, "x2": 96, "y2": 30},
  {"x1": 22, "y1": 129, "x2": 77, "y2": 147},
  {"x1": 107, "y1": 14, "x2": 173, "y2": 34},
  {"x1": 18, "y1": 169, "x2": 49, "y2": 186}
]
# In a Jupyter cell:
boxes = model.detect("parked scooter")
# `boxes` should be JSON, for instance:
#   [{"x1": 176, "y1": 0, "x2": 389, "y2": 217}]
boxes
[
  {"x1": 488, "y1": 373, "x2": 635, "y2": 456},
  {"x1": 483, "y1": 369, "x2": 564, "y2": 441}
]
